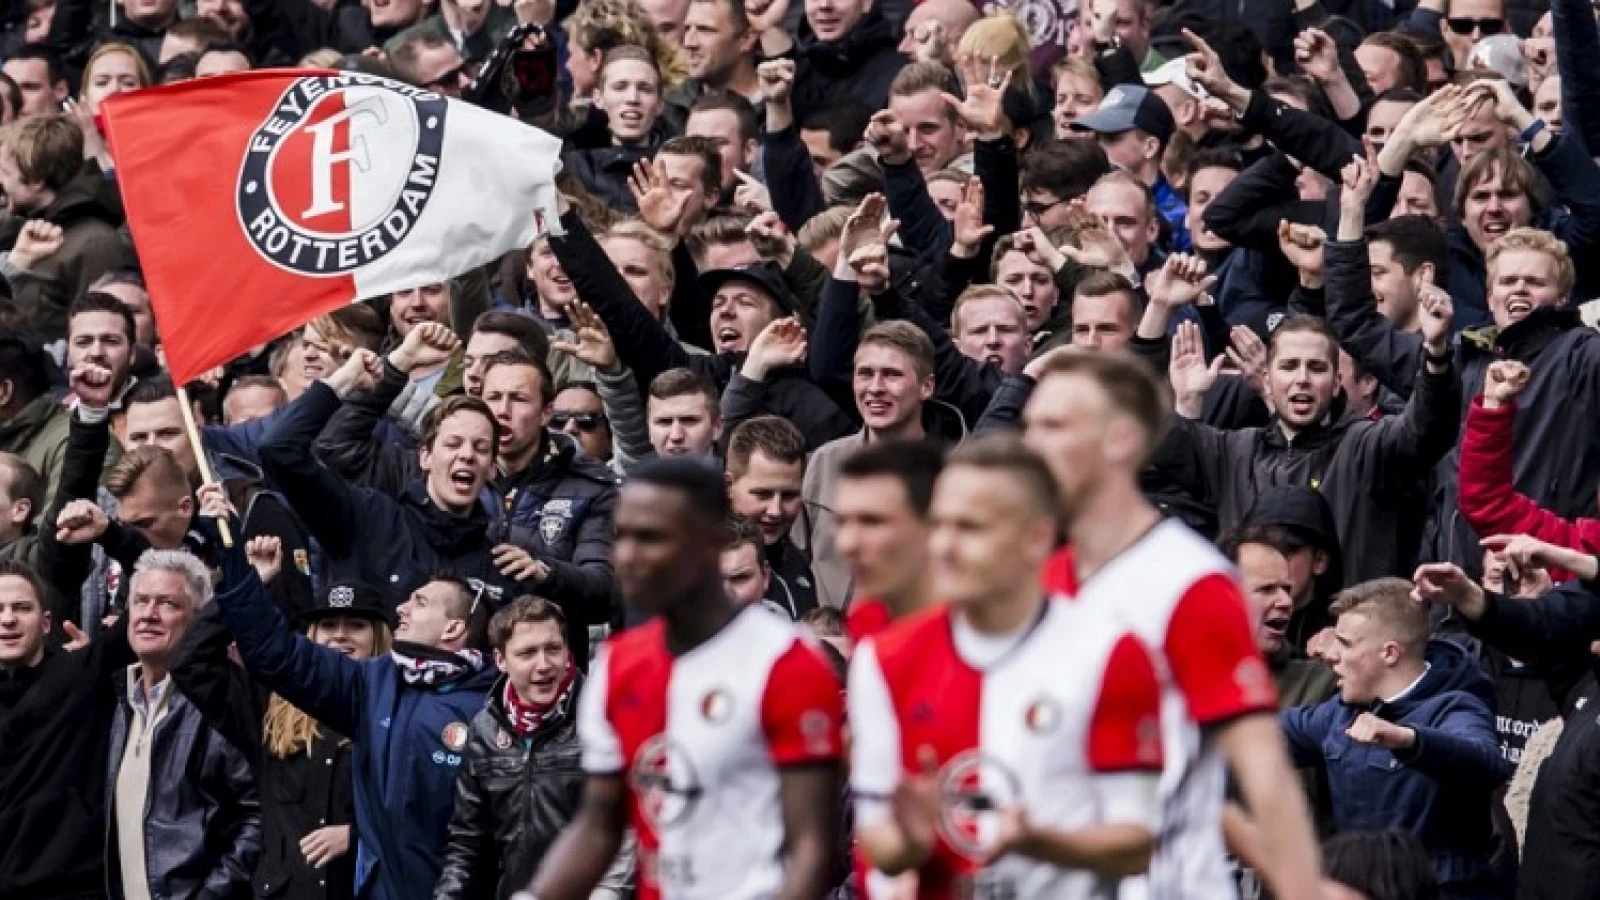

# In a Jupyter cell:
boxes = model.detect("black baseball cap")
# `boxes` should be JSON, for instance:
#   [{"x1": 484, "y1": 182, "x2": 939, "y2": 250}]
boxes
[
  {"x1": 697, "y1": 262, "x2": 799, "y2": 317},
  {"x1": 1070, "y1": 84, "x2": 1176, "y2": 149},
  {"x1": 306, "y1": 580, "x2": 392, "y2": 626}
]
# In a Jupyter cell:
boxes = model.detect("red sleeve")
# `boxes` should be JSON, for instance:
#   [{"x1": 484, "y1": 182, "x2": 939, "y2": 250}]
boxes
[
  {"x1": 1163, "y1": 572, "x2": 1277, "y2": 725},
  {"x1": 846, "y1": 599, "x2": 891, "y2": 646},
  {"x1": 762, "y1": 639, "x2": 845, "y2": 765},
  {"x1": 1087, "y1": 633, "x2": 1164, "y2": 773},
  {"x1": 1042, "y1": 546, "x2": 1077, "y2": 597},
  {"x1": 1459, "y1": 398, "x2": 1600, "y2": 578}
]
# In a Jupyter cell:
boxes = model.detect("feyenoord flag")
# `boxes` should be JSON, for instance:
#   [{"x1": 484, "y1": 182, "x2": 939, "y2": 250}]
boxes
[{"x1": 100, "y1": 69, "x2": 564, "y2": 385}]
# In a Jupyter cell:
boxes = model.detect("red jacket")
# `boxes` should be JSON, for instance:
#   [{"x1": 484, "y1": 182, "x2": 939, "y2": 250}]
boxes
[{"x1": 1458, "y1": 397, "x2": 1600, "y2": 580}]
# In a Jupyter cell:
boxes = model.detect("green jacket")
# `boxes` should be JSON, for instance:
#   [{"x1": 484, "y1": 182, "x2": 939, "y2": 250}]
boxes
[
  {"x1": 0, "y1": 395, "x2": 72, "y2": 513},
  {"x1": 383, "y1": 6, "x2": 516, "y2": 63}
]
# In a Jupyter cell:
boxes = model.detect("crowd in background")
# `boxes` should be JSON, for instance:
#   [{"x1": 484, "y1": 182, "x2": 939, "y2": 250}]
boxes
[{"x1": 4, "y1": 0, "x2": 1600, "y2": 895}]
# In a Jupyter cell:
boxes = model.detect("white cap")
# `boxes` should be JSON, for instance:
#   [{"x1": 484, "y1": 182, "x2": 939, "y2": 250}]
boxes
[{"x1": 1143, "y1": 57, "x2": 1207, "y2": 100}]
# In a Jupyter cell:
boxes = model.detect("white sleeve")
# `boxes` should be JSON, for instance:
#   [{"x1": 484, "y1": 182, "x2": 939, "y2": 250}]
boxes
[
  {"x1": 1094, "y1": 772, "x2": 1162, "y2": 830},
  {"x1": 847, "y1": 639, "x2": 902, "y2": 829},
  {"x1": 578, "y1": 643, "x2": 625, "y2": 774}
]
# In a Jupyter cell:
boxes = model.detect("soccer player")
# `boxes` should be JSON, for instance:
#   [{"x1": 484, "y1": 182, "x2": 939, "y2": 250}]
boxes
[
  {"x1": 1022, "y1": 350, "x2": 1324, "y2": 900},
  {"x1": 530, "y1": 457, "x2": 844, "y2": 900},
  {"x1": 832, "y1": 439, "x2": 947, "y2": 645},
  {"x1": 849, "y1": 434, "x2": 1166, "y2": 898}
]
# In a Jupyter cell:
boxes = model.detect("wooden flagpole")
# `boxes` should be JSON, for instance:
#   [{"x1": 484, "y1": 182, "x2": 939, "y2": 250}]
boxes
[{"x1": 175, "y1": 384, "x2": 234, "y2": 548}]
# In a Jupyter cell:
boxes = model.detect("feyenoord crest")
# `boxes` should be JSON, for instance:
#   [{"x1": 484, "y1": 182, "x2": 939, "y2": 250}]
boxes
[
  {"x1": 441, "y1": 721, "x2": 470, "y2": 752},
  {"x1": 237, "y1": 73, "x2": 448, "y2": 276},
  {"x1": 936, "y1": 749, "x2": 1022, "y2": 859},
  {"x1": 630, "y1": 735, "x2": 704, "y2": 831}
]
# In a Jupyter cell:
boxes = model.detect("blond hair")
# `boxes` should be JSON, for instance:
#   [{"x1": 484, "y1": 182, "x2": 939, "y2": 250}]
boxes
[
  {"x1": 1051, "y1": 56, "x2": 1101, "y2": 93},
  {"x1": 262, "y1": 624, "x2": 392, "y2": 758},
  {"x1": 796, "y1": 205, "x2": 853, "y2": 254},
  {"x1": 1487, "y1": 227, "x2": 1576, "y2": 300},
  {"x1": 80, "y1": 42, "x2": 153, "y2": 97},
  {"x1": 565, "y1": 0, "x2": 689, "y2": 88},
  {"x1": 1329, "y1": 578, "x2": 1430, "y2": 657},
  {"x1": 600, "y1": 218, "x2": 675, "y2": 290},
  {"x1": 957, "y1": 14, "x2": 1035, "y2": 92},
  {"x1": 951, "y1": 284, "x2": 1025, "y2": 333}
]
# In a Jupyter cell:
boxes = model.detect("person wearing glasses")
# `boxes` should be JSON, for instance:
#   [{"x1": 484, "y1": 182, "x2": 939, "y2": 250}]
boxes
[
  {"x1": 390, "y1": 31, "x2": 474, "y2": 98},
  {"x1": 1440, "y1": 0, "x2": 1506, "y2": 69},
  {"x1": 203, "y1": 486, "x2": 497, "y2": 900},
  {"x1": 551, "y1": 384, "x2": 614, "y2": 464}
]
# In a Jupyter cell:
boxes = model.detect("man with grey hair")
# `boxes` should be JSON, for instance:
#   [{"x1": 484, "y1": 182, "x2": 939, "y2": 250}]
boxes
[{"x1": 107, "y1": 548, "x2": 259, "y2": 900}]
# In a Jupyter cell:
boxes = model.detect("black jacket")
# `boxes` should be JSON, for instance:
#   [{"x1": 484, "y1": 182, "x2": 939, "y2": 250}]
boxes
[
  {"x1": 547, "y1": 208, "x2": 854, "y2": 451},
  {"x1": 1326, "y1": 292, "x2": 1600, "y2": 575},
  {"x1": 312, "y1": 362, "x2": 619, "y2": 631},
  {"x1": 1462, "y1": 579, "x2": 1600, "y2": 900},
  {"x1": 1147, "y1": 355, "x2": 1461, "y2": 584},
  {"x1": 242, "y1": 0, "x2": 383, "y2": 58},
  {"x1": 106, "y1": 668, "x2": 262, "y2": 900},
  {"x1": 258, "y1": 382, "x2": 526, "y2": 615},
  {"x1": 255, "y1": 732, "x2": 357, "y2": 900},
  {"x1": 44, "y1": 0, "x2": 167, "y2": 70},
  {"x1": 434, "y1": 676, "x2": 587, "y2": 900},
  {"x1": 790, "y1": 9, "x2": 905, "y2": 124},
  {"x1": 563, "y1": 125, "x2": 668, "y2": 215},
  {"x1": 0, "y1": 621, "x2": 133, "y2": 900}
]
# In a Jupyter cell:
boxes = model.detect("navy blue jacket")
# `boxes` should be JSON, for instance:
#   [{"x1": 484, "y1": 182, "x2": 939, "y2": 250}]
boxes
[
  {"x1": 1281, "y1": 639, "x2": 1511, "y2": 895},
  {"x1": 210, "y1": 540, "x2": 495, "y2": 900}
]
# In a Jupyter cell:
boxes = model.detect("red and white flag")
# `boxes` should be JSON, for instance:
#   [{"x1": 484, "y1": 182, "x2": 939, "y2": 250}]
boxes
[{"x1": 100, "y1": 69, "x2": 564, "y2": 384}]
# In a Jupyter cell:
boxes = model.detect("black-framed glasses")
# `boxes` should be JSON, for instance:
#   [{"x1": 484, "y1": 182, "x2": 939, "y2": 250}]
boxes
[
  {"x1": 552, "y1": 411, "x2": 608, "y2": 432},
  {"x1": 1446, "y1": 16, "x2": 1504, "y2": 34}
]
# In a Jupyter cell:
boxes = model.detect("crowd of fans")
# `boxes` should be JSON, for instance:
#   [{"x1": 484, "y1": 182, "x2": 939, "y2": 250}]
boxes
[{"x1": 4, "y1": 0, "x2": 1600, "y2": 896}]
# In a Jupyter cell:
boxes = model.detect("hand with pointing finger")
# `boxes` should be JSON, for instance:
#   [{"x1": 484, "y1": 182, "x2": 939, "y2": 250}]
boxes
[
  {"x1": 732, "y1": 170, "x2": 773, "y2": 215},
  {"x1": 62, "y1": 621, "x2": 90, "y2": 652}
]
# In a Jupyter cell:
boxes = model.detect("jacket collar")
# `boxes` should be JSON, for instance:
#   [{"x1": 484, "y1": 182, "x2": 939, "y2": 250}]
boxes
[
  {"x1": 486, "y1": 670, "x2": 585, "y2": 740},
  {"x1": 1262, "y1": 391, "x2": 1351, "y2": 450},
  {"x1": 1460, "y1": 305, "x2": 1580, "y2": 358},
  {"x1": 795, "y1": 8, "x2": 898, "y2": 68}
]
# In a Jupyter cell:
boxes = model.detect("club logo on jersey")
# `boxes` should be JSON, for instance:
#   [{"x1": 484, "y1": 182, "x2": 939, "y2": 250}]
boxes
[
  {"x1": 1023, "y1": 698, "x2": 1060, "y2": 733},
  {"x1": 1136, "y1": 716, "x2": 1162, "y2": 766},
  {"x1": 237, "y1": 73, "x2": 448, "y2": 276},
  {"x1": 631, "y1": 735, "x2": 705, "y2": 831},
  {"x1": 441, "y1": 721, "x2": 470, "y2": 752},
  {"x1": 936, "y1": 750, "x2": 1022, "y2": 859},
  {"x1": 700, "y1": 688, "x2": 734, "y2": 723},
  {"x1": 799, "y1": 708, "x2": 836, "y2": 756},
  {"x1": 1233, "y1": 657, "x2": 1276, "y2": 707}
]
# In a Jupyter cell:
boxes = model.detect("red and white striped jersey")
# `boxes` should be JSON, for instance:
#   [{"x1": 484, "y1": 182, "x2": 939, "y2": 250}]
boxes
[
  {"x1": 578, "y1": 607, "x2": 844, "y2": 900},
  {"x1": 1044, "y1": 519, "x2": 1278, "y2": 900},
  {"x1": 848, "y1": 600, "x2": 1165, "y2": 900}
]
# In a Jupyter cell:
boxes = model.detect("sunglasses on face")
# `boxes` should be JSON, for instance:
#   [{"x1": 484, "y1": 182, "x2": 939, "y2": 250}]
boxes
[
  {"x1": 1446, "y1": 16, "x2": 1504, "y2": 34},
  {"x1": 424, "y1": 62, "x2": 469, "y2": 90},
  {"x1": 1022, "y1": 197, "x2": 1067, "y2": 219},
  {"x1": 552, "y1": 411, "x2": 607, "y2": 432}
]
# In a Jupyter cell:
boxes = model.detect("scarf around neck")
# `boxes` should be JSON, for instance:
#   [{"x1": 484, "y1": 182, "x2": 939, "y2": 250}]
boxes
[
  {"x1": 391, "y1": 641, "x2": 485, "y2": 687},
  {"x1": 502, "y1": 664, "x2": 577, "y2": 737}
]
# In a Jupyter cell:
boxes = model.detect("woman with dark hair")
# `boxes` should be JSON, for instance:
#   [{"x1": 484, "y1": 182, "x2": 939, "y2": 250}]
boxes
[
  {"x1": 1323, "y1": 831, "x2": 1442, "y2": 900},
  {"x1": 252, "y1": 562, "x2": 395, "y2": 900}
]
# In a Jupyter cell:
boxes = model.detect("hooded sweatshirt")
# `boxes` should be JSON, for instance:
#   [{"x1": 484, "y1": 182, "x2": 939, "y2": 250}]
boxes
[{"x1": 1280, "y1": 639, "x2": 1512, "y2": 895}]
